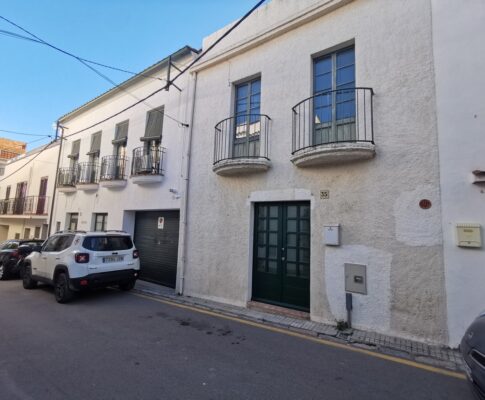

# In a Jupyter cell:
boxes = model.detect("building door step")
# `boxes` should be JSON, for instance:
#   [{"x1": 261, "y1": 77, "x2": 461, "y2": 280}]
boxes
[{"x1": 247, "y1": 300, "x2": 310, "y2": 320}]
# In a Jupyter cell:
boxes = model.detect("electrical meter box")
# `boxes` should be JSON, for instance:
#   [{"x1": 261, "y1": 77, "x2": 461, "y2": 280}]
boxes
[
  {"x1": 345, "y1": 263, "x2": 367, "y2": 295},
  {"x1": 456, "y1": 223, "x2": 482, "y2": 248},
  {"x1": 324, "y1": 224, "x2": 340, "y2": 246}
]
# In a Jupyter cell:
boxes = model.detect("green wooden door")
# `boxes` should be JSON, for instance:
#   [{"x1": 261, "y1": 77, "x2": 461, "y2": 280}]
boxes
[{"x1": 252, "y1": 202, "x2": 310, "y2": 311}]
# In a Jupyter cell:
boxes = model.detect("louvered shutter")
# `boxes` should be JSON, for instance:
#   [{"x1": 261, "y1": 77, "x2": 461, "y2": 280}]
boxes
[
  {"x1": 68, "y1": 139, "x2": 81, "y2": 159},
  {"x1": 87, "y1": 132, "x2": 102, "y2": 155},
  {"x1": 112, "y1": 120, "x2": 129, "y2": 144},
  {"x1": 141, "y1": 106, "x2": 164, "y2": 141}
]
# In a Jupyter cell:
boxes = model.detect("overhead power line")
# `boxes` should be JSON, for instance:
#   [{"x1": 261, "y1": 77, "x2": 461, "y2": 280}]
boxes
[
  {"x1": 0, "y1": 26, "x2": 165, "y2": 82},
  {"x1": 0, "y1": 128, "x2": 52, "y2": 138},
  {"x1": 63, "y1": 0, "x2": 267, "y2": 139}
]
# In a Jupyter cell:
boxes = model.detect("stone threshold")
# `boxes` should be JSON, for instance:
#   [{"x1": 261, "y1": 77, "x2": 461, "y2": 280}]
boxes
[{"x1": 133, "y1": 280, "x2": 464, "y2": 373}]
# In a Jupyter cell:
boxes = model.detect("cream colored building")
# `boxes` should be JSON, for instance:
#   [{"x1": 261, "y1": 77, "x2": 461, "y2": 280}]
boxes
[{"x1": 0, "y1": 142, "x2": 59, "y2": 241}]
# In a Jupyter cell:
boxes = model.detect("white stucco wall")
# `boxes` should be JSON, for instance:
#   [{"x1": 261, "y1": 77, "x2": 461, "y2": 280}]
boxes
[
  {"x1": 0, "y1": 143, "x2": 59, "y2": 239},
  {"x1": 53, "y1": 50, "x2": 196, "y2": 236},
  {"x1": 432, "y1": 0, "x2": 485, "y2": 346},
  {"x1": 184, "y1": 0, "x2": 448, "y2": 343}
]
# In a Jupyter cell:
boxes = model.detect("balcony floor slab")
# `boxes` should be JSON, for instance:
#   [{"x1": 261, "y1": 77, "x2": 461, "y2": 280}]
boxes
[
  {"x1": 131, "y1": 175, "x2": 163, "y2": 184},
  {"x1": 290, "y1": 142, "x2": 375, "y2": 167},
  {"x1": 99, "y1": 179, "x2": 127, "y2": 188},
  {"x1": 57, "y1": 186, "x2": 77, "y2": 194},
  {"x1": 75, "y1": 183, "x2": 99, "y2": 191},
  {"x1": 213, "y1": 158, "x2": 271, "y2": 176}
]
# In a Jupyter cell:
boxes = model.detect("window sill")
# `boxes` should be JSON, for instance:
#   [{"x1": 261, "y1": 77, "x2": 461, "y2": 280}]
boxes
[
  {"x1": 290, "y1": 142, "x2": 375, "y2": 167},
  {"x1": 212, "y1": 158, "x2": 271, "y2": 176},
  {"x1": 75, "y1": 183, "x2": 99, "y2": 191}
]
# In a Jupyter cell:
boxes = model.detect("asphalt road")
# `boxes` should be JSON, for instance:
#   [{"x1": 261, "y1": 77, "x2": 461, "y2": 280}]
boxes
[{"x1": 0, "y1": 280, "x2": 473, "y2": 400}]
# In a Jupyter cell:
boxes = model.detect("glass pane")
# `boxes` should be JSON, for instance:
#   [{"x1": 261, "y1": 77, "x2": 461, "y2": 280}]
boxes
[
  {"x1": 287, "y1": 233, "x2": 297, "y2": 247},
  {"x1": 269, "y1": 219, "x2": 278, "y2": 231},
  {"x1": 258, "y1": 206, "x2": 266, "y2": 217},
  {"x1": 286, "y1": 263, "x2": 297, "y2": 277},
  {"x1": 250, "y1": 79, "x2": 261, "y2": 95},
  {"x1": 250, "y1": 93, "x2": 261, "y2": 110},
  {"x1": 257, "y1": 258, "x2": 266, "y2": 272},
  {"x1": 300, "y1": 219, "x2": 310, "y2": 233},
  {"x1": 269, "y1": 232, "x2": 278, "y2": 246},
  {"x1": 315, "y1": 107, "x2": 332, "y2": 124},
  {"x1": 258, "y1": 234, "x2": 266, "y2": 245},
  {"x1": 287, "y1": 220, "x2": 297, "y2": 232},
  {"x1": 301, "y1": 206, "x2": 310, "y2": 219},
  {"x1": 287, "y1": 248, "x2": 297, "y2": 262},
  {"x1": 314, "y1": 93, "x2": 332, "y2": 108},
  {"x1": 337, "y1": 102, "x2": 355, "y2": 120},
  {"x1": 236, "y1": 84, "x2": 248, "y2": 100},
  {"x1": 268, "y1": 260, "x2": 277, "y2": 274},
  {"x1": 258, "y1": 246, "x2": 266, "y2": 258},
  {"x1": 300, "y1": 248, "x2": 310, "y2": 263},
  {"x1": 336, "y1": 48, "x2": 355, "y2": 68},
  {"x1": 300, "y1": 263, "x2": 310, "y2": 278},
  {"x1": 258, "y1": 218, "x2": 266, "y2": 231},
  {"x1": 300, "y1": 234, "x2": 310, "y2": 248},
  {"x1": 287, "y1": 206, "x2": 297, "y2": 218},
  {"x1": 269, "y1": 206, "x2": 278, "y2": 218},
  {"x1": 314, "y1": 73, "x2": 332, "y2": 93},
  {"x1": 336, "y1": 65, "x2": 355, "y2": 86},
  {"x1": 314, "y1": 56, "x2": 332, "y2": 76},
  {"x1": 268, "y1": 246, "x2": 277, "y2": 259}
]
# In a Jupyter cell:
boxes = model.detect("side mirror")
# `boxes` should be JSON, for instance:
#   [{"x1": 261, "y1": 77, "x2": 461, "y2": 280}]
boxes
[{"x1": 32, "y1": 245, "x2": 43, "y2": 253}]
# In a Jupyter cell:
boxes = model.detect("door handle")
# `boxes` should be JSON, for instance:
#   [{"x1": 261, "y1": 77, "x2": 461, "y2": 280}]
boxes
[
  {"x1": 55, "y1": 257, "x2": 60, "y2": 260},
  {"x1": 281, "y1": 257, "x2": 286, "y2": 261}
]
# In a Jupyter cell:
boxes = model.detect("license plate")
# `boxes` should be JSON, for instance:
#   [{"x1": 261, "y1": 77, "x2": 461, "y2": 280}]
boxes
[{"x1": 103, "y1": 255, "x2": 123, "y2": 263}]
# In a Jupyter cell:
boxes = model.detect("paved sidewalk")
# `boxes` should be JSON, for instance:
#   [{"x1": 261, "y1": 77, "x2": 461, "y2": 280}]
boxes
[{"x1": 134, "y1": 280, "x2": 464, "y2": 372}]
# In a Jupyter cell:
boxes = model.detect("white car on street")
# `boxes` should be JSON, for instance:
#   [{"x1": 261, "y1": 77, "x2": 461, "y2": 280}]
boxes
[{"x1": 22, "y1": 231, "x2": 140, "y2": 303}]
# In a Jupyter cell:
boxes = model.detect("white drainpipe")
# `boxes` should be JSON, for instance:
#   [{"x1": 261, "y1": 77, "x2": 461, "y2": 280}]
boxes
[{"x1": 177, "y1": 69, "x2": 198, "y2": 295}]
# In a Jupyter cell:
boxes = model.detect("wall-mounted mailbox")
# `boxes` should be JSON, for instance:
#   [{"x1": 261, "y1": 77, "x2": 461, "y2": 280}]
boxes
[
  {"x1": 456, "y1": 223, "x2": 482, "y2": 248},
  {"x1": 345, "y1": 263, "x2": 367, "y2": 295},
  {"x1": 324, "y1": 224, "x2": 340, "y2": 246}
]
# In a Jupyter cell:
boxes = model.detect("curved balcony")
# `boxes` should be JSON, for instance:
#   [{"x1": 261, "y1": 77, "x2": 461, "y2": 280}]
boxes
[
  {"x1": 213, "y1": 114, "x2": 271, "y2": 176},
  {"x1": 131, "y1": 145, "x2": 165, "y2": 184},
  {"x1": 291, "y1": 87, "x2": 375, "y2": 167},
  {"x1": 0, "y1": 196, "x2": 49, "y2": 217},
  {"x1": 100, "y1": 155, "x2": 128, "y2": 188},
  {"x1": 75, "y1": 162, "x2": 99, "y2": 191},
  {"x1": 57, "y1": 167, "x2": 77, "y2": 193}
]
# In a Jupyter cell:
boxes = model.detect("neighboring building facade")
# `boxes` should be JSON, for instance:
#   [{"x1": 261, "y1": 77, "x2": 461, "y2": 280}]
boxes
[
  {"x1": 0, "y1": 142, "x2": 59, "y2": 241},
  {"x1": 180, "y1": 0, "x2": 484, "y2": 346},
  {"x1": 52, "y1": 46, "x2": 198, "y2": 288},
  {"x1": 0, "y1": 137, "x2": 27, "y2": 177},
  {"x1": 432, "y1": 0, "x2": 485, "y2": 346}
]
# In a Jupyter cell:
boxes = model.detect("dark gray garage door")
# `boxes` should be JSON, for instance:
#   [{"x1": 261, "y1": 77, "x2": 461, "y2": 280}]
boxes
[{"x1": 134, "y1": 210, "x2": 180, "y2": 288}]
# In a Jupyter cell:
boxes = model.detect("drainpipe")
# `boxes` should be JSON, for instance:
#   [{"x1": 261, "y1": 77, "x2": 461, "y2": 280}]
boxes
[
  {"x1": 177, "y1": 70, "x2": 198, "y2": 295},
  {"x1": 47, "y1": 121, "x2": 64, "y2": 236}
]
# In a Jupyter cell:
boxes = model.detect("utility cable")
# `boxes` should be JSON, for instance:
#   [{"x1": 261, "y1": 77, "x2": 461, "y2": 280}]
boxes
[
  {"x1": 0, "y1": 16, "x2": 187, "y2": 127},
  {"x1": 0, "y1": 128, "x2": 52, "y2": 138},
  {"x1": 63, "y1": 0, "x2": 266, "y2": 139},
  {"x1": 0, "y1": 139, "x2": 57, "y2": 183}
]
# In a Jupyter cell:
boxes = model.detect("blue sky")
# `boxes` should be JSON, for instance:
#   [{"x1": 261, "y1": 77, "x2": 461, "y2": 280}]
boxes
[{"x1": 0, "y1": 0, "x2": 256, "y2": 150}]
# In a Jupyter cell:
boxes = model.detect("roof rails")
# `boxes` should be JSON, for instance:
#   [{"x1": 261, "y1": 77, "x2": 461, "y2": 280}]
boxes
[
  {"x1": 103, "y1": 230, "x2": 128, "y2": 233},
  {"x1": 54, "y1": 230, "x2": 87, "y2": 234}
]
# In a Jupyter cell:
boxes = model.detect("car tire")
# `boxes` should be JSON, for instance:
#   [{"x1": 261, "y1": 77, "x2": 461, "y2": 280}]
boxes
[
  {"x1": 119, "y1": 280, "x2": 136, "y2": 291},
  {"x1": 22, "y1": 264, "x2": 37, "y2": 289},
  {"x1": 54, "y1": 273, "x2": 74, "y2": 304},
  {"x1": 0, "y1": 263, "x2": 8, "y2": 280}
]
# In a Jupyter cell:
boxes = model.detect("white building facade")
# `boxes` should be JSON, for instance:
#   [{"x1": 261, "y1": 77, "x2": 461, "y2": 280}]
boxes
[
  {"x1": 179, "y1": 0, "x2": 485, "y2": 346},
  {"x1": 0, "y1": 142, "x2": 59, "y2": 241},
  {"x1": 52, "y1": 46, "x2": 198, "y2": 288}
]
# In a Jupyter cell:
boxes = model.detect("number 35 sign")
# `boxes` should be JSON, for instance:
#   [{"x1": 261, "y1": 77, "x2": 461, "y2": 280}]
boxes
[{"x1": 157, "y1": 217, "x2": 165, "y2": 230}]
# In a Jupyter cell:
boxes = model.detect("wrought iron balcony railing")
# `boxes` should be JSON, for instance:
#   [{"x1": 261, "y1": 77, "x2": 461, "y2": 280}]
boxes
[
  {"x1": 100, "y1": 155, "x2": 128, "y2": 181},
  {"x1": 76, "y1": 162, "x2": 99, "y2": 185},
  {"x1": 292, "y1": 87, "x2": 374, "y2": 154},
  {"x1": 0, "y1": 196, "x2": 49, "y2": 216},
  {"x1": 57, "y1": 167, "x2": 77, "y2": 187},
  {"x1": 214, "y1": 114, "x2": 271, "y2": 165},
  {"x1": 131, "y1": 145, "x2": 164, "y2": 176}
]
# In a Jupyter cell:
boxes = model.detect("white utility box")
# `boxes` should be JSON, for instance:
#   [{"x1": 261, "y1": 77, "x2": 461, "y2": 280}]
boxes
[
  {"x1": 456, "y1": 223, "x2": 482, "y2": 248},
  {"x1": 324, "y1": 224, "x2": 340, "y2": 246}
]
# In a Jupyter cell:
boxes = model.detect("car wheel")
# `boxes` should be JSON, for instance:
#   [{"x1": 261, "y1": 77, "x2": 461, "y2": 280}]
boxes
[
  {"x1": 54, "y1": 273, "x2": 74, "y2": 304},
  {"x1": 22, "y1": 265, "x2": 37, "y2": 289},
  {"x1": 119, "y1": 280, "x2": 136, "y2": 291}
]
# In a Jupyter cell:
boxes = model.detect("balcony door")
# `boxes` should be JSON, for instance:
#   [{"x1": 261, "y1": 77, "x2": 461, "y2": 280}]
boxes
[
  {"x1": 313, "y1": 47, "x2": 355, "y2": 145},
  {"x1": 14, "y1": 182, "x2": 27, "y2": 215},
  {"x1": 234, "y1": 78, "x2": 261, "y2": 158},
  {"x1": 36, "y1": 177, "x2": 47, "y2": 215}
]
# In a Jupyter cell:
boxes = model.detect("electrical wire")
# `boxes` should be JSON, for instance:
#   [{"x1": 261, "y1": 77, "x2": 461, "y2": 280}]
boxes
[
  {"x1": 63, "y1": 0, "x2": 266, "y2": 139},
  {"x1": 0, "y1": 128, "x2": 52, "y2": 138},
  {"x1": 0, "y1": 27, "x2": 166, "y2": 82},
  {"x1": 0, "y1": 16, "x2": 189, "y2": 127},
  {"x1": 0, "y1": 139, "x2": 57, "y2": 183}
]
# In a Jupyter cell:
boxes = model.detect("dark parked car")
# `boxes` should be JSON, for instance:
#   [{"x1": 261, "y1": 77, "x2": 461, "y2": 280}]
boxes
[
  {"x1": 461, "y1": 312, "x2": 485, "y2": 400},
  {"x1": 0, "y1": 239, "x2": 44, "y2": 280}
]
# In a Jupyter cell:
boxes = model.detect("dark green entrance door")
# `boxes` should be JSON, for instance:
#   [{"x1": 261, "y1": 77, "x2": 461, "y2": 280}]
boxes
[{"x1": 252, "y1": 202, "x2": 310, "y2": 311}]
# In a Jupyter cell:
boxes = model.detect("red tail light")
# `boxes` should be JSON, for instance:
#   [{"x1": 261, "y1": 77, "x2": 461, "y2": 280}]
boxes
[
  {"x1": 75, "y1": 253, "x2": 90, "y2": 263},
  {"x1": 133, "y1": 250, "x2": 139, "y2": 259}
]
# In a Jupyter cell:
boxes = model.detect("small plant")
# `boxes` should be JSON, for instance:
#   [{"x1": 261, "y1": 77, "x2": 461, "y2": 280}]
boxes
[{"x1": 336, "y1": 320, "x2": 349, "y2": 331}]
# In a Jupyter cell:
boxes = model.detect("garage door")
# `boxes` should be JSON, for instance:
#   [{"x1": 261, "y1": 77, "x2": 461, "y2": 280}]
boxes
[{"x1": 134, "y1": 210, "x2": 180, "y2": 288}]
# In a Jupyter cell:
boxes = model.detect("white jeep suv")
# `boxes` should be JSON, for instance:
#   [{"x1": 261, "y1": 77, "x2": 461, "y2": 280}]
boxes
[{"x1": 22, "y1": 231, "x2": 140, "y2": 303}]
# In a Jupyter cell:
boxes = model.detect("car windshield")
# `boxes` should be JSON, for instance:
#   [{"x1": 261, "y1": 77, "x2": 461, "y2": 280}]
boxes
[
  {"x1": 0, "y1": 241, "x2": 19, "y2": 250},
  {"x1": 82, "y1": 236, "x2": 133, "y2": 251}
]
